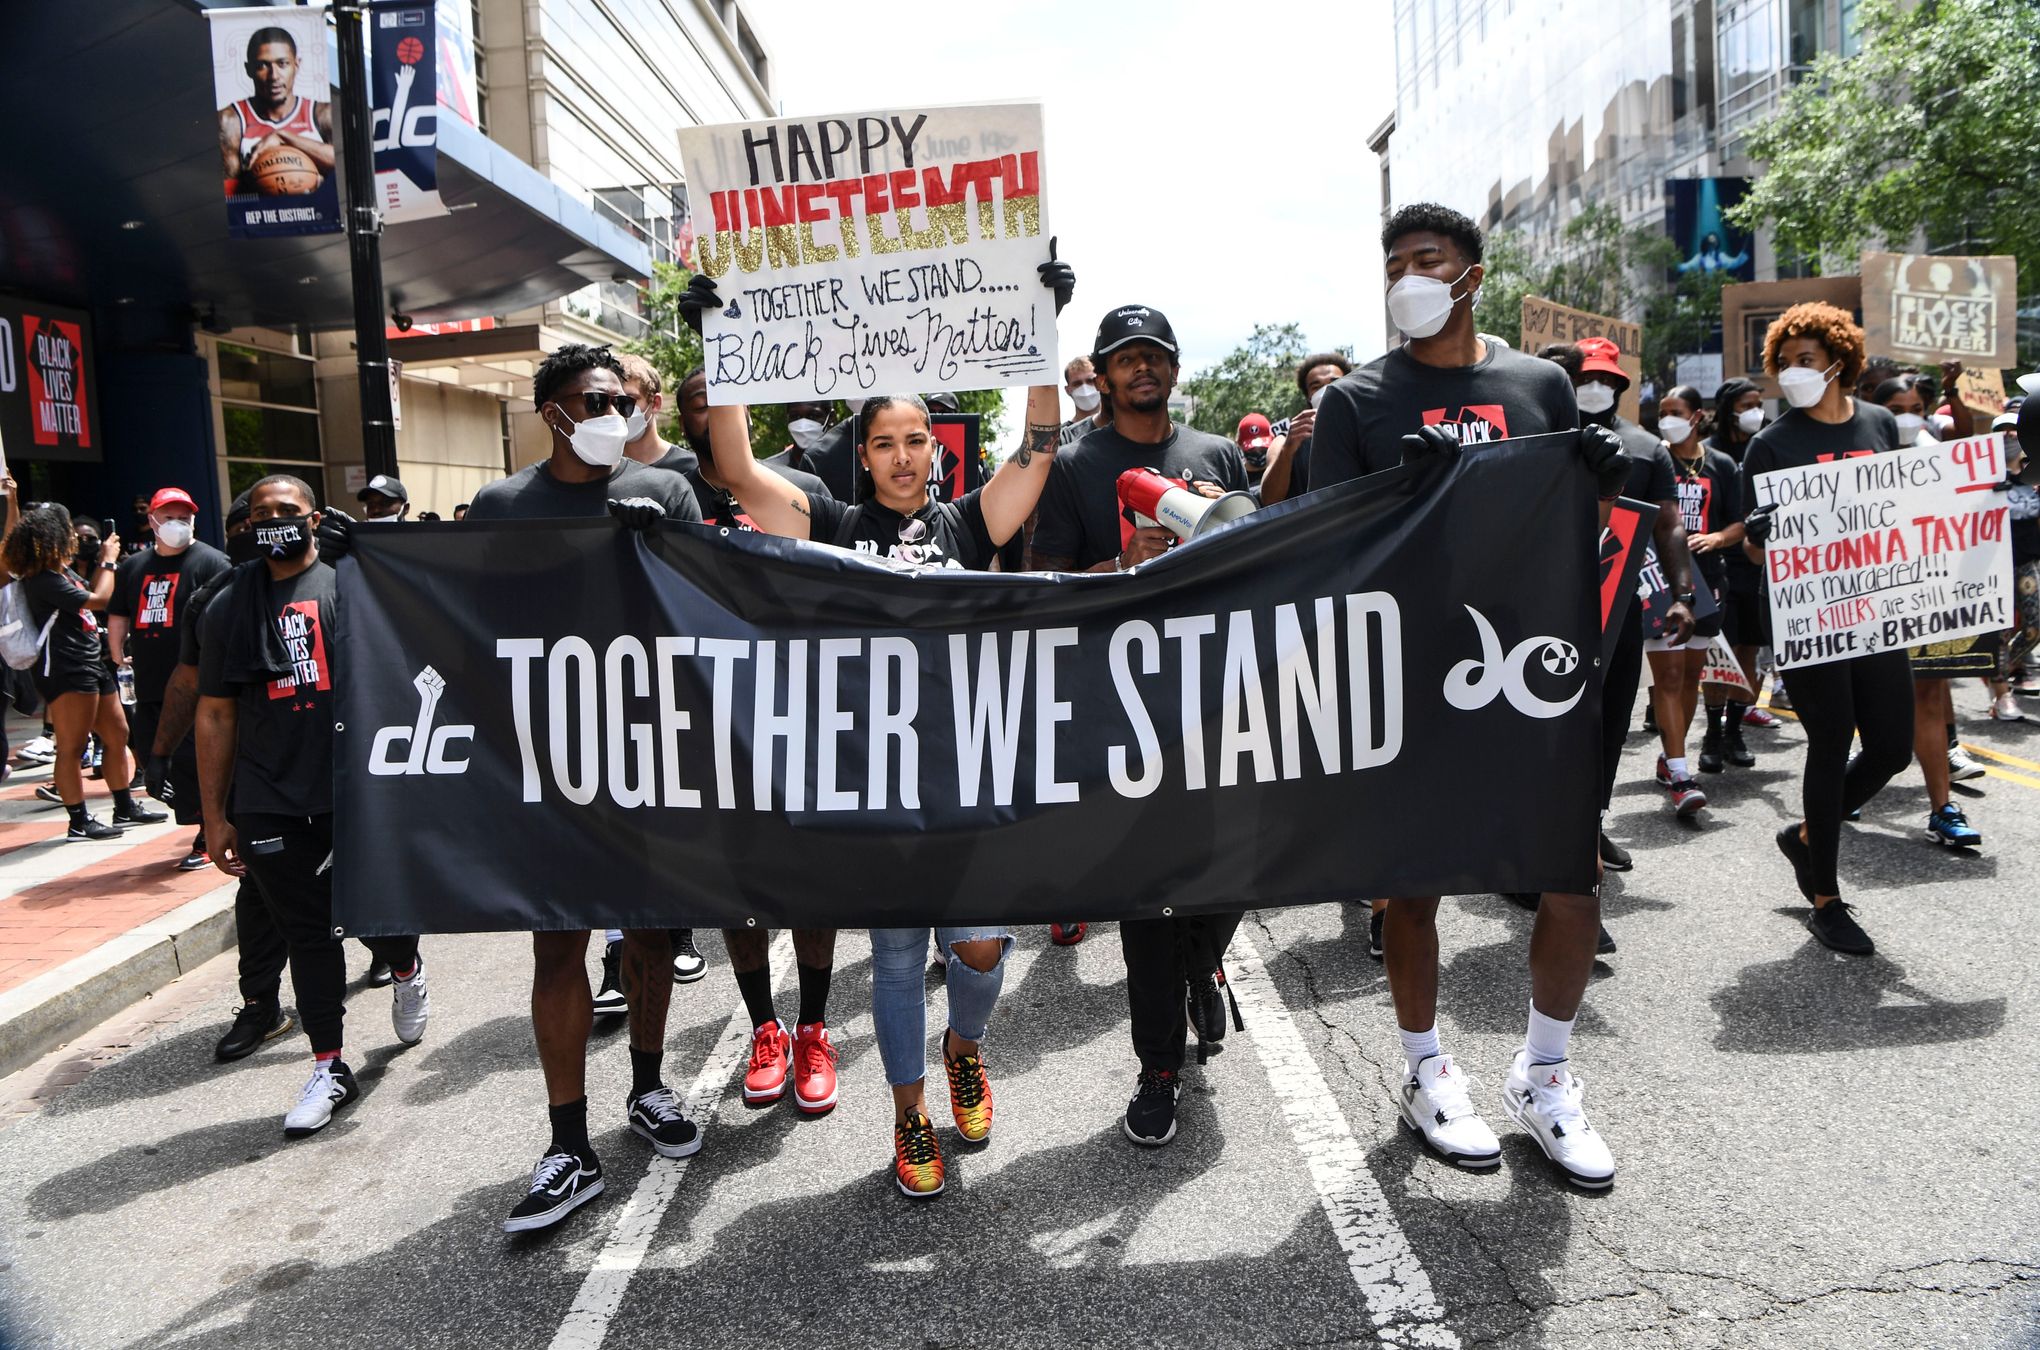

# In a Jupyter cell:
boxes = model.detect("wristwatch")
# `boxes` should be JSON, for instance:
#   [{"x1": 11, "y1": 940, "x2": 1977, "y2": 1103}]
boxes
[{"x1": 1675, "y1": 589, "x2": 1696, "y2": 604}]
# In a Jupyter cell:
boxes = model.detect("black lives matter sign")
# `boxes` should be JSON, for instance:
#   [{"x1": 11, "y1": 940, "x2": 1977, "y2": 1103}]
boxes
[
  {"x1": 0, "y1": 299, "x2": 98, "y2": 463},
  {"x1": 1863, "y1": 251, "x2": 2020, "y2": 366}
]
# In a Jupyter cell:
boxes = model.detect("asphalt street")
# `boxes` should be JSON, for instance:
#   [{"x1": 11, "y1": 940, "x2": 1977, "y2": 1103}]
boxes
[{"x1": 1, "y1": 683, "x2": 2036, "y2": 1348}]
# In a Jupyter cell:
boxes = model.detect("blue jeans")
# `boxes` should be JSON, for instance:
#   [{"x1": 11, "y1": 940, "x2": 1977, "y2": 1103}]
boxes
[{"x1": 868, "y1": 927, "x2": 1011, "y2": 1087}]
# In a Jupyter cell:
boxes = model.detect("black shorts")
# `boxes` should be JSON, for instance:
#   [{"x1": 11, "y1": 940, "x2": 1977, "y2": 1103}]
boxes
[
  {"x1": 1723, "y1": 589, "x2": 1771, "y2": 649},
  {"x1": 34, "y1": 662, "x2": 115, "y2": 703}
]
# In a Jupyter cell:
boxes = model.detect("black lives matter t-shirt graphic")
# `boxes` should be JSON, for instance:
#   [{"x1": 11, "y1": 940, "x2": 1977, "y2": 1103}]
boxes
[
  {"x1": 111, "y1": 543, "x2": 230, "y2": 702},
  {"x1": 198, "y1": 563, "x2": 339, "y2": 817},
  {"x1": 1421, "y1": 402, "x2": 1511, "y2": 445},
  {"x1": 806, "y1": 489, "x2": 997, "y2": 571},
  {"x1": 269, "y1": 598, "x2": 332, "y2": 706}
]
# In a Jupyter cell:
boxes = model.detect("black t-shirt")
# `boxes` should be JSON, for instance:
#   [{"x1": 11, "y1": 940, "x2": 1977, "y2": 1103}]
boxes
[
  {"x1": 1602, "y1": 416, "x2": 1679, "y2": 504},
  {"x1": 464, "y1": 458, "x2": 702, "y2": 523},
  {"x1": 1669, "y1": 446, "x2": 1744, "y2": 588},
  {"x1": 688, "y1": 464, "x2": 830, "y2": 531},
  {"x1": 108, "y1": 542, "x2": 231, "y2": 703},
  {"x1": 1308, "y1": 343, "x2": 1580, "y2": 486},
  {"x1": 806, "y1": 489, "x2": 996, "y2": 570},
  {"x1": 1707, "y1": 433, "x2": 1764, "y2": 593},
  {"x1": 797, "y1": 421, "x2": 859, "y2": 502},
  {"x1": 198, "y1": 562, "x2": 338, "y2": 817},
  {"x1": 647, "y1": 443, "x2": 699, "y2": 477},
  {"x1": 1031, "y1": 424, "x2": 1249, "y2": 569},
  {"x1": 179, "y1": 567, "x2": 240, "y2": 670},
  {"x1": 1741, "y1": 402, "x2": 1905, "y2": 511},
  {"x1": 18, "y1": 568, "x2": 105, "y2": 679}
]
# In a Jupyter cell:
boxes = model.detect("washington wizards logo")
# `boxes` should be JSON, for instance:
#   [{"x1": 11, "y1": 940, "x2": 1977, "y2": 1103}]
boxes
[{"x1": 1539, "y1": 640, "x2": 1579, "y2": 676}]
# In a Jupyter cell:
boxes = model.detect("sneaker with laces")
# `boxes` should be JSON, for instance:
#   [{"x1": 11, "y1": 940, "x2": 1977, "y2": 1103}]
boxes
[
  {"x1": 214, "y1": 1000, "x2": 292, "y2": 1062},
  {"x1": 1722, "y1": 718, "x2": 1756, "y2": 767},
  {"x1": 670, "y1": 929, "x2": 707, "y2": 983},
  {"x1": 1925, "y1": 803, "x2": 1982, "y2": 849},
  {"x1": 627, "y1": 1085, "x2": 703, "y2": 1158},
  {"x1": 503, "y1": 1149, "x2": 604, "y2": 1233},
  {"x1": 592, "y1": 941, "x2": 627, "y2": 1018},
  {"x1": 1990, "y1": 692, "x2": 2027, "y2": 721},
  {"x1": 893, "y1": 1110, "x2": 945, "y2": 1199},
  {"x1": 743, "y1": 1019, "x2": 792, "y2": 1104},
  {"x1": 1698, "y1": 725, "x2": 1725, "y2": 774},
  {"x1": 1775, "y1": 824, "x2": 1815, "y2": 901},
  {"x1": 282, "y1": 1059, "x2": 358, "y2": 1138},
  {"x1": 111, "y1": 800, "x2": 166, "y2": 825},
  {"x1": 1808, "y1": 900, "x2": 1874, "y2": 954},
  {"x1": 1666, "y1": 777, "x2": 1707, "y2": 816},
  {"x1": 1049, "y1": 922, "x2": 1088, "y2": 946},
  {"x1": 176, "y1": 848, "x2": 211, "y2": 872},
  {"x1": 1502, "y1": 1051, "x2": 1615, "y2": 1189},
  {"x1": 943, "y1": 1035, "x2": 994, "y2": 1143},
  {"x1": 1768, "y1": 680, "x2": 1792, "y2": 711},
  {"x1": 2017, "y1": 671, "x2": 2040, "y2": 697},
  {"x1": 18, "y1": 736, "x2": 56, "y2": 764},
  {"x1": 1598, "y1": 832, "x2": 1633, "y2": 872},
  {"x1": 792, "y1": 1022, "x2": 838, "y2": 1113},
  {"x1": 67, "y1": 816, "x2": 124, "y2": 841},
  {"x1": 1368, "y1": 907, "x2": 1385, "y2": 961},
  {"x1": 367, "y1": 960, "x2": 394, "y2": 988},
  {"x1": 1742, "y1": 705, "x2": 1781, "y2": 729},
  {"x1": 391, "y1": 959, "x2": 429, "y2": 1045},
  {"x1": 1653, "y1": 752, "x2": 1673, "y2": 788},
  {"x1": 1122, "y1": 1067, "x2": 1180, "y2": 1146},
  {"x1": 1396, "y1": 1054, "x2": 1501, "y2": 1169},
  {"x1": 1946, "y1": 746, "x2": 1986, "y2": 783},
  {"x1": 34, "y1": 784, "x2": 64, "y2": 805}
]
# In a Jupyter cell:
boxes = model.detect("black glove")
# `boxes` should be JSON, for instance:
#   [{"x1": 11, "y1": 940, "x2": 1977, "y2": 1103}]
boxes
[
  {"x1": 144, "y1": 754, "x2": 174, "y2": 804},
  {"x1": 1398, "y1": 423, "x2": 1461, "y2": 467},
  {"x1": 1037, "y1": 235, "x2": 1075, "y2": 315},
  {"x1": 1578, "y1": 423, "x2": 1631, "y2": 499},
  {"x1": 314, "y1": 507, "x2": 356, "y2": 561},
  {"x1": 676, "y1": 272, "x2": 721, "y2": 335},
  {"x1": 608, "y1": 496, "x2": 667, "y2": 531},
  {"x1": 1744, "y1": 504, "x2": 1776, "y2": 546}
]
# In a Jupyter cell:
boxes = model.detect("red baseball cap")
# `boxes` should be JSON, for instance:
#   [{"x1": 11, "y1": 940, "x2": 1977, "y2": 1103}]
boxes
[
  {"x1": 1576, "y1": 337, "x2": 1630, "y2": 388},
  {"x1": 149, "y1": 487, "x2": 198, "y2": 514},
  {"x1": 1237, "y1": 413, "x2": 1274, "y2": 451}
]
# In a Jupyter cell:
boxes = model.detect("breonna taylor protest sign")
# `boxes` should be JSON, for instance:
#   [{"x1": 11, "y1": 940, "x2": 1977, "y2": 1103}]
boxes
[{"x1": 677, "y1": 102, "x2": 1054, "y2": 406}]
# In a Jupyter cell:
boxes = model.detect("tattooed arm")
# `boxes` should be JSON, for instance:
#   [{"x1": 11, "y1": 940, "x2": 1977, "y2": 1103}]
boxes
[
  {"x1": 706, "y1": 402, "x2": 818, "y2": 540},
  {"x1": 979, "y1": 384, "x2": 1064, "y2": 547}
]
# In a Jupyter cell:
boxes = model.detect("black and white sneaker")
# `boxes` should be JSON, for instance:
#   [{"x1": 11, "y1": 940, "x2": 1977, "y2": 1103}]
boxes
[
  {"x1": 592, "y1": 941, "x2": 628, "y2": 1018},
  {"x1": 1368, "y1": 907, "x2": 1385, "y2": 961},
  {"x1": 627, "y1": 1085, "x2": 704, "y2": 1159},
  {"x1": 503, "y1": 1149, "x2": 604, "y2": 1233},
  {"x1": 282, "y1": 1060, "x2": 358, "y2": 1138},
  {"x1": 34, "y1": 784, "x2": 64, "y2": 805},
  {"x1": 1122, "y1": 1068, "x2": 1180, "y2": 1147},
  {"x1": 111, "y1": 800, "x2": 167, "y2": 825},
  {"x1": 67, "y1": 816, "x2": 124, "y2": 841},
  {"x1": 670, "y1": 929, "x2": 707, "y2": 984},
  {"x1": 1598, "y1": 832, "x2": 1632, "y2": 872}
]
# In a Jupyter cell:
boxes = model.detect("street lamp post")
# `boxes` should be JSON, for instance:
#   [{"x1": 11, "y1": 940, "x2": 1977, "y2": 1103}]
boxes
[{"x1": 333, "y1": 0, "x2": 399, "y2": 483}]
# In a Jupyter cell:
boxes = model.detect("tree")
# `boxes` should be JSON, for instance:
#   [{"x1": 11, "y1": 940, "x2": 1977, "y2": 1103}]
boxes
[
  {"x1": 1181, "y1": 322, "x2": 1316, "y2": 438},
  {"x1": 1727, "y1": 0, "x2": 2040, "y2": 363}
]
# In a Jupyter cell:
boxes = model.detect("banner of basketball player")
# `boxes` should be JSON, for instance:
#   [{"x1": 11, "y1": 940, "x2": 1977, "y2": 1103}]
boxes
[
  {"x1": 332, "y1": 432, "x2": 1602, "y2": 935},
  {"x1": 370, "y1": 0, "x2": 446, "y2": 222},
  {"x1": 207, "y1": 7, "x2": 341, "y2": 239},
  {"x1": 677, "y1": 102, "x2": 1057, "y2": 407}
]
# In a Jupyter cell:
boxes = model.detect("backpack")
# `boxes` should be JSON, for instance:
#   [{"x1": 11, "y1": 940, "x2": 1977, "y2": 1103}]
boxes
[{"x1": 0, "y1": 582, "x2": 57, "y2": 671}]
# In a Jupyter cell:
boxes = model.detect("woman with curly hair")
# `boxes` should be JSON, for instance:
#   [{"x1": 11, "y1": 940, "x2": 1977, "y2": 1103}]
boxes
[
  {"x1": 2, "y1": 503, "x2": 162, "y2": 839},
  {"x1": 1739, "y1": 302, "x2": 1911, "y2": 955}
]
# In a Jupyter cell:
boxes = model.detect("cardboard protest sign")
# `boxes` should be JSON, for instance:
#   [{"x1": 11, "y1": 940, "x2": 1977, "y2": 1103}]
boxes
[
  {"x1": 1862, "y1": 252, "x2": 2020, "y2": 366},
  {"x1": 678, "y1": 103, "x2": 1055, "y2": 407},
  {"x1": 1752, "y1": 435, "x2": 2014, "y2": 670},
  {"x1": 1955, "y1": 367, "x2": 2006, "y2": 419},
  {"x1": 1521, "y1": 296, "x2": 1641, "y2": 421},
  {"x1": 1721, "y1": 277, "x2": 1861, "y2": 396},
  {"x1": 1699, "y1": 635, "x2": 1754, "y2": 699}
]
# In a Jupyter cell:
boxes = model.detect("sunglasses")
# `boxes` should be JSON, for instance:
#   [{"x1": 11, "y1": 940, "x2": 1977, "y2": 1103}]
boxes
[{"x1": 555, "y1": 391, "x2": 639, "y2": 419}]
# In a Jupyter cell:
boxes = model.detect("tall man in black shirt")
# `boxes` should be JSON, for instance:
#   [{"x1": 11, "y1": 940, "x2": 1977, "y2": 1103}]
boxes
[{"x1": 1310, "y1": 203, "x2": 1632, "y2": 1190}]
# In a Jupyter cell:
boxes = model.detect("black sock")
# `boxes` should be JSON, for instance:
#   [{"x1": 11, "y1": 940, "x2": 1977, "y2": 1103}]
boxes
[
  {"x1": 734, "y1": 965, "x2": 776, "y2": 1028},
  {"x1": 1705, "y1": 703, "x2": 1725, "y2": 735},
  {"x1": 548, "y1": 1097, "x2": 591, "y2": 1159},
  {"x1": 795, "y1": 962, "x2": 831, "y2": 1027},
  {"x1": 629, "y1": 1047, "x2": 662, "y2": 1099},
  {"x1": 66, "y1": 803, "x2": 88, "y2": 828},
  {"x1": 112, "y1": 788, "x2": 135, "y2": 813},
  {"x1": 1946, "y1": 720, "x2": 1958, "y2": 750}
]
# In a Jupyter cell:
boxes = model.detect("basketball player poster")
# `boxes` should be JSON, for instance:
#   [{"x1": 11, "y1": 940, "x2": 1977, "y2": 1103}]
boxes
[{"x1": 207, "y1": 7, "x2": 341, "y2": 239}]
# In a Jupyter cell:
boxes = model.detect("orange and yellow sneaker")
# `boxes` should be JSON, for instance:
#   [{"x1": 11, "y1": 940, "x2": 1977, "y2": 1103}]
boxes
[
  {"x1": 893, "y1": 1110, "x2": 945, "y2": 1199},
  {"x1": 944, "y1": 1041, "x2": 994, "y2": 1143}
]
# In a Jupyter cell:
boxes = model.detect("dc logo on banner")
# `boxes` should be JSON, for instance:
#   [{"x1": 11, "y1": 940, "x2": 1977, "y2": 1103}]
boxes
[
  {"x1": 369, "y1": 666, "x2": 473, "y2": 776},
  {"x1": 1443, "y1": 606, "x2": 1586, "y2": 719}
]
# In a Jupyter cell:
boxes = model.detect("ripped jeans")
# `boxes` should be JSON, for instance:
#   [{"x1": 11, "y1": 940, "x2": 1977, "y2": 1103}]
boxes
[{"x1": 867, "y1": 927, "x2": 1011, "y2": 1087}]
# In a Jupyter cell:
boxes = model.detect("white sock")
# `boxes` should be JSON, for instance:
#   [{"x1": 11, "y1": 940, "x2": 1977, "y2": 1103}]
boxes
[
  {"x1": 1525, "y1": 1003, "x2": 1574, "y2": 1066},
  {"x1": 1667, "y1": 756, "x2": 1689, "y2": 781},
  {"x1": 1398, "y1": 1025, "x2": 1441, "y2": 1075}
]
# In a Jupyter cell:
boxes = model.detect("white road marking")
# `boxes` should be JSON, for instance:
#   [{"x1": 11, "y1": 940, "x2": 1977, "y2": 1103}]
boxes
[
  {"x1": 550, "y1": 933, "x2": 792, "y2": 1350},
  {"x1": 1228, "y1": 928, "x2": 1460, "y2": 1348}
]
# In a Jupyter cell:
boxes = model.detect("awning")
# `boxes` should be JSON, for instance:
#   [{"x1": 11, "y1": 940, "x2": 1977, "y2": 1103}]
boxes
[{"x1": 0, "y1": 0, "x2": 649, "y2": 331}]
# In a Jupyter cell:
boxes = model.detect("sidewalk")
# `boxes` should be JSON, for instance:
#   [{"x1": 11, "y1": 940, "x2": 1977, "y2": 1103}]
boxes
[{"x1": 0, "y1": 711, "x2": 238, "y2": 1078}]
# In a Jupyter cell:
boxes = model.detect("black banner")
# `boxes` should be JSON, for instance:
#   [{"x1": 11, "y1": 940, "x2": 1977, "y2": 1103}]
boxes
[{"x1": 333, "y1": 432, "x2": 1602, "y2": 935}]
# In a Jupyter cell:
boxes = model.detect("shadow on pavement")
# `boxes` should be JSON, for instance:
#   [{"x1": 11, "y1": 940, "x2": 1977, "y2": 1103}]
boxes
[{"x1": 1710, "y1": 944, "x2": 2007, "y2": 1054}]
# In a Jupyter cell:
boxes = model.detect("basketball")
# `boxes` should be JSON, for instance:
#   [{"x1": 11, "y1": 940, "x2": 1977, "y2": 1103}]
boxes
[{"x1": 248, "y1": 143, "x2": 321, "y2": 196}]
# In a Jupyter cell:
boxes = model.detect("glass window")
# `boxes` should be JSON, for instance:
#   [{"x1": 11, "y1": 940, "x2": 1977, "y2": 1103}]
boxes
[
  {"x1": 221, "y1": 406, "x2": 322, "y2": 462},
  {"x1": 1788, "y1": 0, "x2": 1823, "y2": 68},
  {"x1": 216, "y1": 342, "x2": 316, "y2": 409}
]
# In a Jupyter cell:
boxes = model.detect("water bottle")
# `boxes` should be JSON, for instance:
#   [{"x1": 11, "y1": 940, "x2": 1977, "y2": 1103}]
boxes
[{"x1": 117, "y1": 665, "x2": 136, "y2": 707}]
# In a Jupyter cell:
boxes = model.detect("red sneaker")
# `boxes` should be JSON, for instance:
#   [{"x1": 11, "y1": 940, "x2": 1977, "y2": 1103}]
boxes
[
  {"x1": 791, "y1": 1022, "x2": 838, "y2": 1114},
  {"x1": 1653, "y1": 752, "x2": 1672, "y2": 787},
  {"x1": 743, "y1": 1020, "x2": 791, "y2": 1105},
  {"x1": 1049, "y1": 923, "x2": 1088, "y2": 946}
]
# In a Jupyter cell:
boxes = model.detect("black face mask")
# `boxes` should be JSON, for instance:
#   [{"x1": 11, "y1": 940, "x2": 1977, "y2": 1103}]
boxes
[
  {"x1": 252, "y1": 517, "x2": 313, "y2": 560},
  {"x1": 226, "y1": 530, "x2": 261, "y2": 565}
]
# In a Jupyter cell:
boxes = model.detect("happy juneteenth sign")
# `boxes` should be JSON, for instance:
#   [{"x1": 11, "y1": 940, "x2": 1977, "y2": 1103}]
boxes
[{"x1": 677, "y1": 102, "x2": 1056, "y2": 406}]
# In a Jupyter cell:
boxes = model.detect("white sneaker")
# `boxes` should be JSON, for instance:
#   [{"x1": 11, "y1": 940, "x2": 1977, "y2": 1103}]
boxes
[
  {"x1": 1396, "y1": 1054, "x2": 1501, "y2": 1169},
  {"x1": 1990, "y1": 693, "x2": 2027, "y2": 722},
  {"x1": 1947, "y1": 745, "x2": 1986, "y2": 782},
  {"x1": 391, "y1": 958, "x2": 429, "y2": 1044},
  {"x1": 18, "y1": 736, "x2": 55, "y2": 764},
  {"x1": 283, "y1": 1060, "x2": 358, "y2": 1138},
  {"x1": 1502, "y1": 1051, "x2": 1615, "y2": 1189}
]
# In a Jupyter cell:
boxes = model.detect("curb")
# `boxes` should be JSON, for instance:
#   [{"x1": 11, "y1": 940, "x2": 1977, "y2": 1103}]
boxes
[{"x1": 0, "y1": 883, "x2": 239, "y2": 1080}]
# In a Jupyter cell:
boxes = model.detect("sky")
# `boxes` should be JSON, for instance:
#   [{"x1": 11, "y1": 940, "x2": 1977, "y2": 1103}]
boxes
[{"x1": 752, "y1": 0, "x2": 1398, "y2": 421}]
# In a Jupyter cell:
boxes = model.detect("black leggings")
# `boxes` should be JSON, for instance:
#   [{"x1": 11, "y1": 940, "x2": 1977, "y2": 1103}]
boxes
[
  {"x1": 1780, "y1": 650, "x2": 1914, "y2": 895},
  {"x1": 235, "y1": 812, "x2": 418, "y2": 1055}
]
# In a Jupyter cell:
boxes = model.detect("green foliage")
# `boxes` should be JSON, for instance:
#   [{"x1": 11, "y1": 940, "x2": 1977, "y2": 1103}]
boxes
[
  {"x1": 1727, "y1": 0, "x2": 2040, "y2": 363},
  {"x1": 1181, "y1": 322, "x2": 1319, "y2": 437}
]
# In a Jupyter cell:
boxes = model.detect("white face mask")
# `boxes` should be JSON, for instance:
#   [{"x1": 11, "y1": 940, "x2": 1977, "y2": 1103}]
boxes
[
  {"x1": 556, "y1": 408, "x2": 629, "y2": 467},
  {"x1": 1737, "y1": 407, "x2": 1765, "y2": 435},
  {"x1": 1658, "y1": 415, "x2": 1695, "y2": 445},
  {"x1": 1777, "y1": 360, "x2": 1839, "y2": 410},
  {"x1": 1386, "y1": 264, "x2": 1475, "y2": 340},
  {"x1": 1575, "y1": 381, "x2": 1617, "y2": 415},
  {"x1": 1308, "y1": 386, "x2": 1326, "y2": 410},
  {"x1": 2018, "y1": 372, "x2": 2040, "y2": 397},
  {"x1": 623, "y1": 408, "x2": 649, "y2": 442},
  {"x1": 1069, "y1": 382, "x2": 1101, "y2": 412},
  {"x1": 788, "y1": 417, "x2": 824, "y2": 449},
  {"x1": 153, "y1": 518, "x2": 194, "y2": 550},
  {"x1": 1893, "y1": 412, "x2": 1926, "y2": 439}
]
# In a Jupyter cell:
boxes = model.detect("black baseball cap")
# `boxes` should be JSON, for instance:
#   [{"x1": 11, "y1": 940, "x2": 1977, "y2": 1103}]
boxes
[
  {"x1": 1093, "y1": 305, "x2": 1178, "y2": 359},
  {"x1": 357, "y1": 474, "x2": 409, "y2": 503}
]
